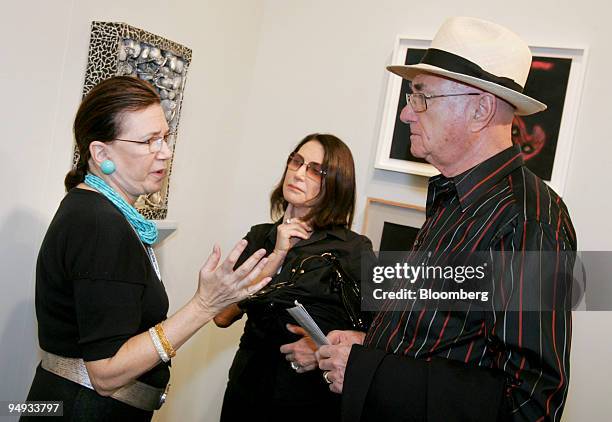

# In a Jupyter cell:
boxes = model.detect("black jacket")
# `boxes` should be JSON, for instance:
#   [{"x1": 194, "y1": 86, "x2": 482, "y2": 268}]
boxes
[{"x1": 236, "y1": 221, "x2": 376, "y2": 349}]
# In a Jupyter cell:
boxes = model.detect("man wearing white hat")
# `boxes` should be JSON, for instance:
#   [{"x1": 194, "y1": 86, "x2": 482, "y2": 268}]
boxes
[{"x1": 317, "y1": 17, "x2": 576, "y2": 421}]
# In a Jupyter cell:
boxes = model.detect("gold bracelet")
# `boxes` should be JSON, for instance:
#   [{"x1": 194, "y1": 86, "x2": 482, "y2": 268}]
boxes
[{"x1": 154, "y1": 322, "x2": 176, "y2": 359}]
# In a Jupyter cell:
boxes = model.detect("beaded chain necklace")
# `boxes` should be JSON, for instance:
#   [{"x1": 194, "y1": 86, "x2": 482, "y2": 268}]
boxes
[{"x1": 84, "y1": 174, "x2": 158, "y2": 245}]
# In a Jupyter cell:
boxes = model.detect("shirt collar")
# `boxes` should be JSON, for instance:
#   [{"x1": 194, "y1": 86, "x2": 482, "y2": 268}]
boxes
[
  {"x1": 426, "y1": 175, "x2": 458, "y2": 217},
  {"x1": 427, "y1": 144, "x2": 524, "y2": 213}
]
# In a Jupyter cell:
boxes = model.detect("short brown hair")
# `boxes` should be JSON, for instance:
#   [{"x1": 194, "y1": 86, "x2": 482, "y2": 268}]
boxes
[
  {"x1": 65, "y1": 76, "x2": 160, "y2": 191},
  {"x1": 270, "y1": 133, "x2": 356, "y2": 229}
]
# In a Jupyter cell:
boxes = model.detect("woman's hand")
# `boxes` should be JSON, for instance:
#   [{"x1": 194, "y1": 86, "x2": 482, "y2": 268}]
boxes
[
  {"x1": 195, "y1": 239, "x2": 271, "y2": 315},
  {"x1": 280, "y1": 324, "x2": 319, "y2": 373},
  {"x1": 85, "y1": 240, "x2": 271, "y2": 394},
  {"x1": 274, "y1": 204, "x2": 312, "y2": 254}
]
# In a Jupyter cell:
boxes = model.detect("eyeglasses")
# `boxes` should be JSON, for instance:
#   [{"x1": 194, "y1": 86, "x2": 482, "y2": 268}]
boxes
[
  {"x1": 405, "y1": 92, "x2": 481, "y2": 113},
  {"x1": 287, "y1": 152, "x2": 327, "y2": 182},
  {"x1": 112, "y1": 132, "x2": 176, "y2": 153}
]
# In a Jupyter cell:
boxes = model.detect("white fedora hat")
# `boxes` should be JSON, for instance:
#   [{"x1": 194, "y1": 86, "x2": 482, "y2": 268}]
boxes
[{"x1": 387, "y1": 17, "x2": 546, "y2": 116}]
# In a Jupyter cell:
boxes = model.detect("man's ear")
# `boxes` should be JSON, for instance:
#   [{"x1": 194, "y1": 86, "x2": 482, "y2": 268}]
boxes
[
  {"x1": 89, "y1": 141, "x2": 111, "y2": 165},
  {"x1": 470, "y1": 93, "x2": 496, "y2": 132}
]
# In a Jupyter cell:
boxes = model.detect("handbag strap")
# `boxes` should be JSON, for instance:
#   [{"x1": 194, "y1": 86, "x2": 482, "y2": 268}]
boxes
[{"x1": 319, "y1": 253, "x2": 367, "y2": 331}]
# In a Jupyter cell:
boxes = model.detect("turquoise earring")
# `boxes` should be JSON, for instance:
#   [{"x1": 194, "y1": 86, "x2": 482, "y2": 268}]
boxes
[{"x1": 100, "y1": 159, "x2": 116, "y2": 175}]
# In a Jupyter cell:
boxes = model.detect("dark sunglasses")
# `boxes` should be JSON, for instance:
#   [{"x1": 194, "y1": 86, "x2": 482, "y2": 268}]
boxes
[{"x1": 287, "y1": 152, "x2": 327, "y2": 182}]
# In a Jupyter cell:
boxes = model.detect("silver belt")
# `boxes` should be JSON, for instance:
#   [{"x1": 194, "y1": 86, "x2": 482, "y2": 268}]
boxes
[{"x1": 41, "y1": 351, "x2": 169, "y2": 412}]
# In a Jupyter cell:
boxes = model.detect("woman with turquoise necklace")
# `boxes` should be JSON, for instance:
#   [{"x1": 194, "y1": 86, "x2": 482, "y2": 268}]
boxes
[{"x1": 23, "y1": 76, "x2": 270, "y2": 421}]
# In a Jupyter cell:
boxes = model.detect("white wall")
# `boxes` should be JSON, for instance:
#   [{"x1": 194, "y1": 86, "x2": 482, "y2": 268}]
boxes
[
  {"x1": 1, "y1": 0, "x2": 610, "y2": 421},
  {"x1": 0, "y1": 1, "x2": 74, "y2": 412}
]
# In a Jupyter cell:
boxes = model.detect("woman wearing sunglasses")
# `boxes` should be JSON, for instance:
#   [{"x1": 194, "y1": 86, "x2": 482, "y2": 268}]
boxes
[
  {"x1": 23, "y1": 76, "x2": 270, "y2": 421},
  {"x1": 214, "y1": 133, "x2": 376, "y2": 422}
]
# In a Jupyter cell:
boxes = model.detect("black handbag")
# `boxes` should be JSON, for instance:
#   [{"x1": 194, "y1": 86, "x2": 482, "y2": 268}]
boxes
[{"x1": 242, "y1": 252, "x2": 367, "y2": 331}]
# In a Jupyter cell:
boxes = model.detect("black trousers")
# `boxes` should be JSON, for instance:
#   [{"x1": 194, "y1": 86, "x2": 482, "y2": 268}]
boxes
[
  {"x1": 220, "y1": 348, "x2": 341, "y2": 422},
  {"x1": 221, "y1": 378, "x2": 342, "y2": 422},
  {"x1": 22, "y1": 363, "x2": 153, "y2": 422}
]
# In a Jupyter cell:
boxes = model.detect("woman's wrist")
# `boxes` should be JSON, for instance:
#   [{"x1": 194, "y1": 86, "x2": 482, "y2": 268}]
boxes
[
  {"x1": 272, "y1": 248, "x2": 288, "y2": 258},
  {"x1": 271, "y1": 249, "x2": 288, "y2": 268},
  {"x1": 189, "y1": 294, "x2": 217, "y2": 326}
]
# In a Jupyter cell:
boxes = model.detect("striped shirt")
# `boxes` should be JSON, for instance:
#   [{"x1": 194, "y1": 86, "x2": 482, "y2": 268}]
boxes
[{"x1": 365, "y1": 144, "x2": 576, "y2": 421}]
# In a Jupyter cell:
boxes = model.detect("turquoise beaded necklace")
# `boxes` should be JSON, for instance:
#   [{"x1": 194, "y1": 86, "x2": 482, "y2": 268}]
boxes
[{"x1": 84, "y1": 173, "x2": 158, "y2": 245}]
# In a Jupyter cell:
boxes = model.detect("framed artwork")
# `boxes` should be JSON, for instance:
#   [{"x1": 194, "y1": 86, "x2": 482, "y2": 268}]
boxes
[
  {"x1": 362, "y1": 197, "x2": 426, "y2": 252},
  {"x1": 374, "y1": 37, "x2": 588, "y2": 196},
  {"x1": 75, "y1": 21, "x2": 192, "y2": 219}
]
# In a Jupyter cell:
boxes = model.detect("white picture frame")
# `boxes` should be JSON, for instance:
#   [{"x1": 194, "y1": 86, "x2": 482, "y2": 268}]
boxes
[
  {"x1": 374, "y1": 37, "x2": 589, "y2": 196},
  {"x1": 362, "y1": 197, "x2": 426, "y2": 251}
]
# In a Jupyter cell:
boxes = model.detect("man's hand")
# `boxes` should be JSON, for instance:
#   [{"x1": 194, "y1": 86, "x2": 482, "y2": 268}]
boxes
[
  {"x1": 316, "y1": 330, "x2": 366, "y2": 394},
  {"x1": 327, "y1": 330, "x2": 366, "y2": 347}
]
